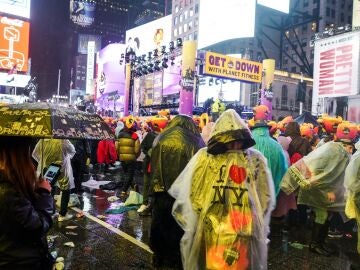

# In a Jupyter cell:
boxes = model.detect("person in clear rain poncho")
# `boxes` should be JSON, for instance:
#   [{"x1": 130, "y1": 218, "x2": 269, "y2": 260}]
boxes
[
  {"x1": 281, "y1": 122, "x2": 358, "y2": 256},
  {"x1": 168, "y1": 109, "x2": 275, "y2": 270},
  {"x1": 344, "y1": 139, "x2": 360, "y2": 254}
]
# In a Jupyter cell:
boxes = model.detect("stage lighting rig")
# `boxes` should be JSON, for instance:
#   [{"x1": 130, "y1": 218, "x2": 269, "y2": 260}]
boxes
[{"x1": 176, "y1": 38, "x2": 183, "y2": 47}]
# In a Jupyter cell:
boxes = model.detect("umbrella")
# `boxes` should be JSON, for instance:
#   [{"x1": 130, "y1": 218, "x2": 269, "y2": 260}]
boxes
[
  {"x1": 294, "y1": 111, "x2": 319, "y2": 126},
  {"x1": 0, "y1": 102, "x2": 115, "y2": 140}
]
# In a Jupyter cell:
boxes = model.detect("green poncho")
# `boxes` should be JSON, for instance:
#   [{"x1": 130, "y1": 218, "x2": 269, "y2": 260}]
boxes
[
  {"x1": 151, "y1": 115, "x2": 205, "y2": 192},
  {"x1": 252, "y1": 126, "x2": 288, "y2": 195}
]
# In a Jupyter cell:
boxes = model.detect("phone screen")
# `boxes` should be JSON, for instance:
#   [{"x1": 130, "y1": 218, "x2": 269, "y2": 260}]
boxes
[{"x1": 44, "y1": 164, "x2": 61, "y2": 184}]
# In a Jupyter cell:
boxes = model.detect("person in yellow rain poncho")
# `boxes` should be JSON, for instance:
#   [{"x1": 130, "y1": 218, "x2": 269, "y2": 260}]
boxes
[
  {"x1": 280, "y1": 122, "x2": 357, "y2": 256},
  {"x1": 211, "y1": 98, "x2": 226, "y2": 122},
  {"x1": 168, "y1": 109, "x2": 275, "y2": 270},
  {"x1": 344, "y1": 140, "x2": 360, "y2": 254}
]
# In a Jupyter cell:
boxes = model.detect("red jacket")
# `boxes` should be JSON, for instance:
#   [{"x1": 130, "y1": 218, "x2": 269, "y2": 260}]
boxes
[{"x1": 97, "y1": 140, "x2": 118, "y2": 164}]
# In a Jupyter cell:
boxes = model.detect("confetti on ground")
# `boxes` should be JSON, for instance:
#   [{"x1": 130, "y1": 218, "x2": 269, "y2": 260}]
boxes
[
  {"x1": 76, "y1": 212, "x2": 84, "y2": 218},
  {"x1": 64, "y1": 242, "x2": 75, "y2": 247},
  {"x1": 65, "y1": 231, "x2": 78, "y2": 236},
  {"x1": 65, "y1": 226, "x2": 78, "y2": 230},
  {"x1": 96, "y1": 214, "x2": 107, "y2": 219}
]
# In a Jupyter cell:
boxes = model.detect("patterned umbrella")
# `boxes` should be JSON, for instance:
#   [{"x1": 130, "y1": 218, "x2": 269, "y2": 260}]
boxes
[{"x1": 0, "y1": 102, "x2": 115, "y2": 140}]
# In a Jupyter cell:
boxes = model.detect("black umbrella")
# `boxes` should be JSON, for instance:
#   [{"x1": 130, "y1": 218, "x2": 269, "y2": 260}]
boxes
[
  {"x1": 0, "y1": 102, "x2": 115, "y2": 140},
  {"x1": 294, "y1": 111, "x2": 319, "y2": 126}
]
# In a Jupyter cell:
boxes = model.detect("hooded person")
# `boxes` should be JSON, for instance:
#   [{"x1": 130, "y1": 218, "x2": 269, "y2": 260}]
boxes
[
  {"x1": 168, "y1": 109, "x2": 275, "y2": 270},
  {"x1": 344, "y1": 139, "x2": 360, "y2": 254},
  {"x1": 149, "y1": 115, "x2": 205, "y2": 268},
  {"x1": 250, "y1": 105, "x2": 288, "y2": 196},
  {"x1": 280, "y1": 122, "x2": 357, "y2": 256},
  {"x1": 284, "y1": 121, "x2": 312, "y2": 163}
]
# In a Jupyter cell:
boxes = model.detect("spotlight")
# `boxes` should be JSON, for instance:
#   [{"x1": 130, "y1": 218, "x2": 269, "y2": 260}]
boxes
[
  {"x1": 141, "y1": 54, "x2": 146, "y2": 61},
  {"x1": 147, "y1": 66, "x2": 153, "y2": 73},
  {"x1": 154, "y1": 63, "x2": 161, "y2": 71},
  {"x1": 169, "y1": 41, "x2": 175, "y2": 51},
  {"x1": 121, "y1": 53, "x2": 125, "y2": 59},
  {"x1": 142, "y1": 66, "x2": 149, "y2": 75},
  {"x1": 176, "y1": 38, "x2": 183, "y2": 47},
  {"x1": 162, "y1": 57, "x2": 169, "y2": 68},
  {"x1": 147, "y1": 51, "x2": 152, "y2": 60},
  {"x1": 153, "y1": 49, "x2": 159, "y2": 57}
]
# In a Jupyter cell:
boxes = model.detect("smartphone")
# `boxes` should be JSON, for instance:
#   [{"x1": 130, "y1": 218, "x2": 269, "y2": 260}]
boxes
[{"x1": 43, "y1": 163, "x2": 62, "y2": 185}]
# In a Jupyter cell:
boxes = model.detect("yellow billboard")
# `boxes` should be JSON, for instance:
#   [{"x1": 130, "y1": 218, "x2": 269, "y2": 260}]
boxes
[{"x1": 203, "y1": 51, "x2": 262, "y2": 83}]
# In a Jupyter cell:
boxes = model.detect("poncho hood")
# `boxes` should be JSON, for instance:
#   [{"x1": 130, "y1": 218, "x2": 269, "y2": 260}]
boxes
[
  {"x1": 207, "y1": 109, "x2": 255, "y2": 155},
  {"x1": 284, "y1": 121, "x2": 301, "y2": 138}
]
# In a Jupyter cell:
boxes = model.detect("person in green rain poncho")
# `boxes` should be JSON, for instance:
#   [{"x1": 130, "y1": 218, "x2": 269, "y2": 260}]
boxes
[
  {"x1": 149, "y1": 115, "x2": 205, "y2": 269},
  {"x1": 250, "y1": 105, "x2": 288, "y2": 196},
  {"x1": 281, "y1": 122, "x2": 358, "y2": 256},
  {"x1": 169, "y1": 109, "x2": 275, "y2": 270},
  {"x1": 344, "y1": 139, "x2": 360, "y2": 254}
]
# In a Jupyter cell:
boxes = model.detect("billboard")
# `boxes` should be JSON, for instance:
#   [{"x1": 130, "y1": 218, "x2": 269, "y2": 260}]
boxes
[
  {"x1": 78, "y1": 34, "x2": 101, "y2": 54},
  {"x1": 0, "y1": 72, "x2": 30, "y2": 87},
  {"x1": 313, "y1": 31, "x2": 360, "y2": 98},
  {"x1": 125, "y1": 15, "x2": 172, "y2": 58},
  {"x1": 202, "y1": 51, "x2": 262, "y2": 83},
  {"x1": 0, "y1": 16, "x2": 29, "y2": 72},
  {"x1": 198, "y1": 76, "x2": 241, "y2": 103},
  {"x1": 197, "y1": 0, "x2": 256, "y2": 49},
  {"x1": 0, "y1": 0, "x2": 31, "y2": 19},
  {"x1": 257, "y1": 0, "x2": 290, "y2": 14},
  {"x1": 70, "y1": 0, "x2": 95, "y2": 27}
]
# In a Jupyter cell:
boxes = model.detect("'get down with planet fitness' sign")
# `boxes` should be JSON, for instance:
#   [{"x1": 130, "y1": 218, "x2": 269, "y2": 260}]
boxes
[{"x1": 203, "y1": 51, "x2": 262, "y2": 83}]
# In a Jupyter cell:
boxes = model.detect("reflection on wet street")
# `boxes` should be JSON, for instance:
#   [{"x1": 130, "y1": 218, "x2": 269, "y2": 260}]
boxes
[{"x1": 48, "y1": 166, "x2": 360, "y2": 270}]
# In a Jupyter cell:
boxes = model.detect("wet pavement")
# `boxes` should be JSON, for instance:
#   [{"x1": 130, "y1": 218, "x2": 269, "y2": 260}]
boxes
[{"x1": 48, "y1": 165, "x2": 360, "y2": 270}]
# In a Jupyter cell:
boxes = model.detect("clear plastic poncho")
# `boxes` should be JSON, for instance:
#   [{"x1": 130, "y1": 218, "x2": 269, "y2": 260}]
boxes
[
  {"x1": 169, "y1": 110, "x2": 275, "y2": 270},
  {"x1": 344, "y1": 141, "x2": 360, "y2": 241},
  {"x1": 32, "y1": 138, "x2": 76, "y2": 190},
  {"x1": 281, "y1": 141, "x2": 350, "y2": 211}
]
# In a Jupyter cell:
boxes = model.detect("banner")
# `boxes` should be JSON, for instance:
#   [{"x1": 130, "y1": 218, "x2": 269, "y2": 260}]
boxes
[
  {"x1": 203, "y1": 51, "x2": 262, "y2": 83},
  {"x1": 313, "y1": 31, "x2": 360, "y2": 98},
  {"x1": 353, "y1": 0, "x2": 360, "y2": 30},
  {"x1": 0, "y1": 16, "x2": 30, "y2": 72},
  {"x1": 179, "y1": 41, "x2": 197, "y2": 115},
  {"x1": 260, "y1": 59, "x2": 275, "y2": 120}
]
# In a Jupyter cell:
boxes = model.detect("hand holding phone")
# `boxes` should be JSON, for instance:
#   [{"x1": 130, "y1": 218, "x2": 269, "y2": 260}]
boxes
[
  {"x1": 37, "y1": 179, "x2": 52, "y2": 192},
  {"x1": 43, "y1": 163, "x2": 62, "y2": 185}
]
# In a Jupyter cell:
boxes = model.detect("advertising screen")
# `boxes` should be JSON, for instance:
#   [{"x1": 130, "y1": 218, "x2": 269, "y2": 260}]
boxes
[
  {"x1": 197, "y1": 0, "x2": 256, "y2": 49},
  {"x1": 0, "y1": 0, "x2": 31, "y2": 19},
  {"x1": 78, "y1": 34, "x2": 101, "y2": 54},
  {"x1": 0, "y1": 16, "x2": 30, "y2": 72},
  {"x1": 70, "y1": 0, "x2": 96, "y2": 27},
  {"x1": 125, "y1": 15, "x2": 172, "y2": 58},
  {"x1": 257, "y1": 0, "x2": 290, "y2": 13},
  {"x1": 0, "y1": 72, "x2": 30, "y2": 87}
]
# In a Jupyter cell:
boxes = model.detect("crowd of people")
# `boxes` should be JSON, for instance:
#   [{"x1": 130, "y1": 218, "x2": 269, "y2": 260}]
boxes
[{"x1": 0, "y1": 104, "x2": 359, "y2": 269}]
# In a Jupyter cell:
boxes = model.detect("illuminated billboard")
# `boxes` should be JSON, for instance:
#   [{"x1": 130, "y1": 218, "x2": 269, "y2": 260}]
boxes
[
  {"x1": 0, "y1": 0, "x2": 31, "y2": 19},
  {"x1": 257, "y1": 0, "x2": 290, "y2": 13},
  {"x1": 125, "y1": 15, "x2": 172, "y2": 57},
  {"x1": 70, "y1": 0, "x2": 96, "y2": 27},
  {"x1": 197, "y1": 0, "x2": 256, "y2": 49},
  {"x1": 0, "y1": 16, "x2": 30, "y2": 72}
]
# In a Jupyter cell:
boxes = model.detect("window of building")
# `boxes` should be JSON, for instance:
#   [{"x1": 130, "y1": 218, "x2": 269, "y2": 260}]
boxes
[
  {"x1": 341, "y1": 13, "x2": 344, "y2": 22},
  {"x1": 304, "y1": 0, "x2": 309, "y2": 7},
  {"x1": 302, "y1": 24, "x2": 308, "y2": 33},
  {"x1": 313, "y1": 0, "x2": 317, "y2": 4},
  {"x1": 283, "y1": 58, "x2": 288, "y2": 65},
  {"x1": 256, "y1": 52, "x2": 262, "y2": 61},
  {"x1": 313, "y1": 8, "x2": 318, "y2": 16},
  {"x1": 290, "y1": 99, "x2": 294, "y2": 109},
  {"x1": 276, "y1": 98, "x2": 280, "y2": 109},
  {"x1": 179, "y1": 26, "x2": 183, "y2": 35},
  {"x1": 195, "y1": 4, "x2": 199, "y2": 13},
  {"x1": 249, "y1": 50, "x2": 254, "y2": 60},
  {"x1": 311, "y1": 49, "x2": 314, "y2": 59},
  {"x1": 184, "y1": 23, "x2": 187, "y2": 33},
  {"x1": 194, "y1": 18, "x2": 198, "y2": 26},
  {"x1": 332, "y1": 0, "x2": 335, "y2": 4},
  {"x1": 189, "y1": 8, "x2": 194, "y2": 17},
  {"x1": 194, "y1": 31, "x2": 198, "y2": 40},
  {"x1": 173, "y1": 29, "x2": 178, "y2": 37},
  {"x1": 184, "y1": 10, "x2": 188, "y2": 20},
  {"x1": 291, "y1": 66, "x2": 297, "y2": 73},
  {"x1": 175, "y1": 5, "x2": 179, "y2": 13},
  {"x1": 281, "y1": 85, "x2": 288, "y2": 108},
  {"x1": 174, "y1": 16, "x2": 178, "y2": 26},
  {"x1": 348, "y1": 16, "x2": 352, "y2": 24},
  {"x1": 301, "y1": 38, "x2": 307, "y2": 47},
  {"x1": 331, "y1": 9, "x2": 335, "y2": 18},
  {"x1": 326, "y1": 7, "x2": 330, "y2": 17}
]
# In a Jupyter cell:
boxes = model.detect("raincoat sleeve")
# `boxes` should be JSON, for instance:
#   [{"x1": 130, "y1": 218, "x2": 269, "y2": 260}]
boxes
[
  {"x1": 344, "y1": 143, "x2": 360, "y2": 218},
  {"x1": 168, "y1": 149, "x2": 207, "y2": 270}
]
